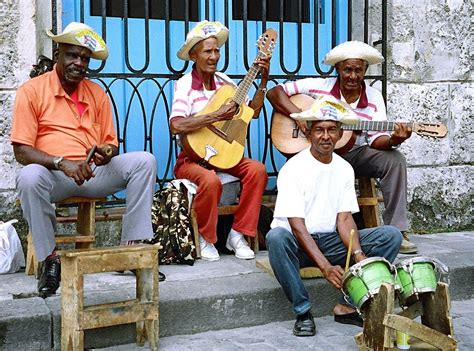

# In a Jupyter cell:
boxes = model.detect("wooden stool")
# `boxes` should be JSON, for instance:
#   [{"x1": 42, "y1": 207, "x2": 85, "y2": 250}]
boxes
[
  {"x1": 357, "y1": 177, "x2": 382, "y2": 228},
  {"x1": 354, "y1": 283, "x2": 457, "y2": 350},
  {"x1": 60, "y1": 245, "x2": 159, "y2": 350},
  {"x1": 25, "y1": 197, "x2": 103, "y2": 276}
]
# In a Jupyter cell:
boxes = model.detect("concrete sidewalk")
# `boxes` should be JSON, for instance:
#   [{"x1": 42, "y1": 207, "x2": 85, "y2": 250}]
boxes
[{"x1": 0, "y1": 231, "x2": 473, "y2": 350}]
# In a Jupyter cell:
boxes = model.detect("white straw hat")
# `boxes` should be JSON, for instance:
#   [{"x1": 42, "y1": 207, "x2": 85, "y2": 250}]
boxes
[
  {"x1": 177, "y1": 20, "x2": 229, "y2": 61},
  {"x1": 46, "y1": 22, "x2": 108, "y2": 60},
  {"x1": 323, "y1": 40, "x2": 384, "y2": 66},
  {"x1": 290, "y1": 96, "x2": 359, "y2": 125}
]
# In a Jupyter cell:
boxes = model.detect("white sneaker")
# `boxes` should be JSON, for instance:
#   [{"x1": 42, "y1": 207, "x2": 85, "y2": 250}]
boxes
[
  {"x1": 226, "y1": 231, "x2": 255, "y2": 260},
  {"x1": 199, "y1": 236, "x2": 220, "y2": 261}
]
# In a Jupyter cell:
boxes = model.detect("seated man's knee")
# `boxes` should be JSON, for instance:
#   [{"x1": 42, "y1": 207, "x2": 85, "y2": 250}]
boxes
[
  {"x1": 137, "y1": 151, "x2": 157, "y2": 169},
  {"x1": 383, "y1": 225, "x2": 403, "y2": 247},
  {"x1": 17, "y1": 164, "x2": 50, "y2": 191},
  {"x1": 388, "y1": 150, "x2": 406, "y2": 168},
  {"x1": 200, "y1": 173, "x2": 222, "y2": 193},
  {"x1": 266, "y1": 227, "x2": 293, "y2": 250}
]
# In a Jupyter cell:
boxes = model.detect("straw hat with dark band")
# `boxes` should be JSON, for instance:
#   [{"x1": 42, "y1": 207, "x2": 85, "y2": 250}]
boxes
[
  {"x1": 177, "y1": 20, "x2": 229, "y2": 61},
  {"x1": 46, "y1": 22, "x2": 108, "y2": 61},
  {"x1": 323, "y1": 40, "x2": 384, "y2": 66},
  {"x1": 290, "y1": 96, "x2": 359, "y2": 125}
]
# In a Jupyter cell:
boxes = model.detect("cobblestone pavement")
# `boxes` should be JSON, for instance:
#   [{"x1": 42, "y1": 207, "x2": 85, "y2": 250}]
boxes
[{"x1": 96, "y1": 298, "x2": 473, "y2": 350}]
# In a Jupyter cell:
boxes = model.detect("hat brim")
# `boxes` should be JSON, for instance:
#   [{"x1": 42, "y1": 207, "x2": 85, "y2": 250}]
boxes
[
  {"x1": 46, "y1": 29, "x2": 109, "y2": 61},
  {"x1": 290, "y1": 98, "x2": 360, "y2": 125},
  {"x1": 177, "y1": 30, "x2": 228, "y2": 61},
  {"x1": 323, "y1": 41, "x2": 384, "y2": 66}
]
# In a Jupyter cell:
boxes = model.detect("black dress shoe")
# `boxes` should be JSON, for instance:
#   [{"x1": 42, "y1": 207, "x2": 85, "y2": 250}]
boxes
[
  {"x1": 38, "y1": 256, "x2": 61, "y2": 298},
  {"x1": 334, "y1": 311, "x2": 363, "y2": 327},
  {"x1": 293, "y1": 311, "x2": 316, "y2": 337},
  {"x1": 158, "y1": 271, "x2": 166, "y2": 282}
]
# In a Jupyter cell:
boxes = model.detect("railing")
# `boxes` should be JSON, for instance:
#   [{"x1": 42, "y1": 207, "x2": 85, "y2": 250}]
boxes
[{"x1": 53, "y1": 0, "x2": 387, "y2": 191}]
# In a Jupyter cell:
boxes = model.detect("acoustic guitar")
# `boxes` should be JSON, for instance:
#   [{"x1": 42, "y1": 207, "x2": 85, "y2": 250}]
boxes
[
  {"x1": 180, "y1": 29, "x2": 277, "y2": 169},
  {"x1": 271, "y1": 94, "x2": 448, "y2": 156}
]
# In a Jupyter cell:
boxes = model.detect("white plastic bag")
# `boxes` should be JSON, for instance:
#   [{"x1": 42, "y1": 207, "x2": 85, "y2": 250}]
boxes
[{"x1": 0, "y1": 219, "x2": 26, "y2": 274}]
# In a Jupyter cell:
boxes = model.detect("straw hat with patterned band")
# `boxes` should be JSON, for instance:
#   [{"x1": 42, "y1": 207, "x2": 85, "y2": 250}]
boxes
[
  {"x1": 323, "y1": 40, "x2": 384, "y2": 66},
  {"x1": 290, "y1": 95, "x2": 360, "y2": 125},
  {"x1": 46, "y1": 22, "x2": 108, "y2": 61},
  {"x1": 177, "y1": 20, "x2": 229, "y2": 61}
]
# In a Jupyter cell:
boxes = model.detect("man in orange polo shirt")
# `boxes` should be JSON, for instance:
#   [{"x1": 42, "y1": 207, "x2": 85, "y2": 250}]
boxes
[{"x1": 11, "y1": 22, "x2": 158, "y2": 298}]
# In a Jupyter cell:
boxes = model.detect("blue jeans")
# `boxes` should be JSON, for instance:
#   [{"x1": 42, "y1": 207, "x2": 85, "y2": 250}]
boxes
[{"x1": 266, "y1": 226, "x2": 402, "y2": 316}]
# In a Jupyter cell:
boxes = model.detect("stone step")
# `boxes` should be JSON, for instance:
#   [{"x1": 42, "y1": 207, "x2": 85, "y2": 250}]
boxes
[{"x1": 0, "y1": 232, "x2": 473, "y2": 350}]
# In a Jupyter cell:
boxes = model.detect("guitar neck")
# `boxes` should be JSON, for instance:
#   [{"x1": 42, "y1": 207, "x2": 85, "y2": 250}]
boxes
[
  {"x1": 233, "y1": 63, "x2": 260, "y2": 105},
  {"x1": 342, "y1": 121, "x2": 410, "y2": 132}
]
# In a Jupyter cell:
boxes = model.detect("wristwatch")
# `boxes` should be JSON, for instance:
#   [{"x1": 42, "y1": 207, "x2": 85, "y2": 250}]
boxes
[{"x1": 53, "y1": 156, "x2": 64, "y2": 170}]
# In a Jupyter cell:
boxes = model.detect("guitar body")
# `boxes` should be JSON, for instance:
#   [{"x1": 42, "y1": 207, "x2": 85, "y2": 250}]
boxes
[
  {"x1": 180, "y1": 85, "x2": 254, "y2": 169},
  {"x1": 271, "y1": 94, "x2": 354, "y2": 156},
  {"x1": 271, "y1": 93, "x2": 447, "y2": 157}
]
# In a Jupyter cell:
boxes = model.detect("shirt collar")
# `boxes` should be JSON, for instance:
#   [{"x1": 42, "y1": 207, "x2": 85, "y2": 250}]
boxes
[
  {"x1": 191, "y1": 64, "x2": 216, "y2": 91},
  {"x1": 330, "y1": 78, "x2": 368, "y2": 109}
]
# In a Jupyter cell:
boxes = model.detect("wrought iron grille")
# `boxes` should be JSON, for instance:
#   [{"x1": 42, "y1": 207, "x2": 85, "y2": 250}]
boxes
[{"x1": 53, "y1": 0, "x2": 387, "y2": 192}]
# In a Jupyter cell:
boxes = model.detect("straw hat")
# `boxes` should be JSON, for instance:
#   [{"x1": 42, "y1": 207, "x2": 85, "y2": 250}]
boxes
[
  {"x1": 177, "y1": 20, "x2": 229, "y2": 61},
  {"x1": 46, "y1": 22, "x2": 108, "y2": 60},
  {"x1": 290, "y1": 96, "x2": 359, "y2": 125},
  {"x1": 323, "y1": 40, "x2": 384, "y2": 66}
]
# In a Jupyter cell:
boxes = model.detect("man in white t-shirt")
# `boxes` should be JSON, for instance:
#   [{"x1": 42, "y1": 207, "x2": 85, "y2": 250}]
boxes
[
  {"x1": 267, "y1": 41, "x2": 417, "y2": 254},
  {"x1": 266, "y1": 98, "x2": 402, "y2": 336}
]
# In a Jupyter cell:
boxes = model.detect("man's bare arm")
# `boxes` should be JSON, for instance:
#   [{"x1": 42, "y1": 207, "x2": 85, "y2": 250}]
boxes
[{"x1": 288, "y1": 217, "x2": 344, "y2": 289}]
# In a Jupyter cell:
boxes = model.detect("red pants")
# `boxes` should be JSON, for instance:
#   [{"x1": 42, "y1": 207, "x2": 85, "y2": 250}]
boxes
[{"x1": 174, "y1": 152, "x2": 268, "y2": 243}]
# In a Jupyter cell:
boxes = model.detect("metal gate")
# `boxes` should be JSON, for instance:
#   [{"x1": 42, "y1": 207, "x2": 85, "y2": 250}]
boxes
[{"x1": 55, "y1": 0, "x2": 387, "y2": 191}]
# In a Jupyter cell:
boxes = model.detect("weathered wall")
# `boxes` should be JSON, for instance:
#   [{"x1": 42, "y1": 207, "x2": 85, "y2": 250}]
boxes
[
  {"x1": 0, "y1": 0, "x2": 37, "y2": 238},
  {"x1": 387, "y1": 0, "x2": 473, "y2": 232},
  {"x1": 0, "y1": 0, "x2": 472, "y2": 249}
]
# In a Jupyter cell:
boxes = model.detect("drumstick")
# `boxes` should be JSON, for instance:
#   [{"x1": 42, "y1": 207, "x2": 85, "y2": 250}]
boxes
[{"x1": 345, "y1": 229, "x2": 355, "y2": 272}]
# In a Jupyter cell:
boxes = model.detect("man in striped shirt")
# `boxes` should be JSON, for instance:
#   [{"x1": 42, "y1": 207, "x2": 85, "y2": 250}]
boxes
[
  {"x1": 267, "y1": 41, "x2": 417, "y2": 254},
  {"x1": 170, "y1": 21, "x2": 270, "y2": 261}
]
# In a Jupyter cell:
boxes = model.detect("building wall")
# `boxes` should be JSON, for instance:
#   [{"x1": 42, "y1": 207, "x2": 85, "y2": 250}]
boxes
[{"x1": 0, "y1": 1, "x2": 472, "y2": 247}]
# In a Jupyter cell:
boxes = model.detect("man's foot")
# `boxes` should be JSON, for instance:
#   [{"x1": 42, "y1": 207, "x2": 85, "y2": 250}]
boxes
[
  {"x1": 226, "y1": 229, "x2": 255, "y2": 260},
  {"x1": 334, "y1": 311, "x2": 363, "y2": 327},
  {"x1": 293, "y1": 311, "x2": 316, "y2": 336},
  {"x1": 38, "y1": 255, "x2": 61, "y2": 298},
  {"x1": 400, "y1": 232, "x2": 418, "y2": 254},
  {"x1": 200, "y1": 236, "x2": 220, "y2": 261}
]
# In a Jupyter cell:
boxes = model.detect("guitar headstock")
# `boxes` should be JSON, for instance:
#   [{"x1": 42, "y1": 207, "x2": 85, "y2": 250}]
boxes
[
  {"x1": 413, "y1": 122, "x2": 448, "y2": 138},
  {"x1": 256, "y1": 29, "x2": 278, "y2": 58}
]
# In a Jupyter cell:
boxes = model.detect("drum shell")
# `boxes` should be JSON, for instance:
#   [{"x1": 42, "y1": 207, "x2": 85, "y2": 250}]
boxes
[
  {"x1": 396, "y1": 259, "x2": 437, "y2": 306},
  {"x1": 342, "y1": 257, "x2": 395, "y2": 309}
]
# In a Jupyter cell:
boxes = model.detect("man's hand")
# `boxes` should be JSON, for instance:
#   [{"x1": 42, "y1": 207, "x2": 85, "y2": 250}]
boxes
[
  {"x1": 254, "y1": 56, "x2": 270, "y2": 81},
  {"x1": 88, "y1": 144, "x2": 114, "y2": 166},
  {"x1": 390, "y1": 122, "x2": 412, "y2": 146},
  {"x1": 296, "y1": 120, "x2": 309, "y2": 136},
  {"x1": 321, "y1": 264, "x2": 345, "y2": 289},
  {"x1": 215, "y1": 101, "x2": 239, "y2": 121},
  {"x1": 59, "y1": 159, "x2": 94, "y2": 186}
]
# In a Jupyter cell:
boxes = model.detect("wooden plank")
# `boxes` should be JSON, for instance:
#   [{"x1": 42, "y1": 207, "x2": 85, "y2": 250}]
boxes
[
  {"x1": 190, "y1": 209, "x2": 201, "y2": 258},
  {"x1": 81, "y1": 301, "x2": 157, "y2": 329},
  {"x1": 354, "y1": 331, "x2": 372, "y2": 351},
  {"x1": 61, "y1": 256, "x2": 84, "y2": 350},
  {"x1": 62, "y1": 244, "x2": 156, "y2": 257},
  {"x1": 384, "y1": 314, "x2": 457, "y2": 350},
  {"x1": 25, "y1": 232, "x2": 37, "y2": 276},
  {"x1": 58, "y1": 197, "x2": 104, "y2": 204},
  {"x1": 398, "y1": 301, "x2": 423, "y2": 320},
  {"x1": 76, "y1": 250, "x2": 157, "y2": 274},
  {"x1": 256, "y1": 258, "x2": 323, "y2": 279},
  {"x1": 358, "y1": 177, "x2": 381, "y2": 228},
  {"x1": 55, "y1": 235, "x2": 95, "y2": 244},
  {"x1": 357, "y1": 198, "x2": 379, "y2": 206},
  {"x1": 76, "y1": 201, "x2": 96, "y2": 249},
  {"x1": 421, "y1": 282, "x2": 455, "y2": 337},
  {"x1": 362, "y1": 283, "x2": 394, "y2": 350}
]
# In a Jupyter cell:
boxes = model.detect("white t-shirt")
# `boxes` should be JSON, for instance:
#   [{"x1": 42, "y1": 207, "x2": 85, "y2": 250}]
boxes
[{"x1": 271, "y1": 148, "x2": 359, "y2": 234}]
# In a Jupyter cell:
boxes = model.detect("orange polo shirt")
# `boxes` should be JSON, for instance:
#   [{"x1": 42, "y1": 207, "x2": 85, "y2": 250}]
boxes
[{"x1": 10, "y1": 66, "x2": 118, "y2": 161}]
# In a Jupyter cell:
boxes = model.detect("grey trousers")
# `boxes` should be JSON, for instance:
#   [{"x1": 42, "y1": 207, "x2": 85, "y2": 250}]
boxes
[
  {"x1": 342, "y1": 146, "x2": 409, "y2": 231},
  {"x1": 17, "y1": 151, "x2": 157, "y2": 262}
]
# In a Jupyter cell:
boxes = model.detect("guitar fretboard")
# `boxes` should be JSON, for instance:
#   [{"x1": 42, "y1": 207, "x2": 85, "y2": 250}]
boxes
[
  {"x1": 341, "y1": 121, "x2": 410, "y2": 131},
  {"x1": 233, "y1": 63, "x2": 261, "y2": 105}
]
